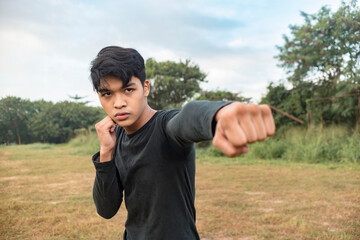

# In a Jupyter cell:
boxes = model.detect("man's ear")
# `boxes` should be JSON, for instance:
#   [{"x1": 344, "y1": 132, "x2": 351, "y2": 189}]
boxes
[{"x1": 144, "y1": 80, "x2": 150, "y2": 97}]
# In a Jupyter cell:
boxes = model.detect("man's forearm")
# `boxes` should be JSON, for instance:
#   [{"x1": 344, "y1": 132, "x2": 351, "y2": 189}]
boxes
[
  {"x1": 92, "y1": 152, "x2": 123, "y2": 219},
  {"x1": 166, "y1": 101, "x2": 231, "y2": 144}
]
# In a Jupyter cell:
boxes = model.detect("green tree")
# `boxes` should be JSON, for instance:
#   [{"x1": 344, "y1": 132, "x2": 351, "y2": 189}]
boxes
[
  {"x1": 306, "y1": 81, "x2": 360, "y2": 126},
  {"x1": 274, "y1": 1, "x2": 360, "y2": 127},
  {"x1": 28, "y1": 101, "x2": 104, "y2": 143},
  {"x1": 276, "y1": 1, "x2": 360, "y2": 86},
  {"x1": 27, "y1": 100, "x2": 55, "y2": 143},
  {"x1": 0, "y1": 96, "x2": 104, "y2": 144},
  {"x1": 195, "y1": 89, "x2": 251, "y2": 102},
  {"x1": 261, "y1": 82, "x2": 315, "y2": 128},
  {"x1": 68, "y1": 94, "x2": 91, "y2": 105},
  {"x1": 146, "y1": 58, "x2": 207, "y2": 109},
  {"x1": 0, "y1": 96, "x2": 35, "y2": 144}
]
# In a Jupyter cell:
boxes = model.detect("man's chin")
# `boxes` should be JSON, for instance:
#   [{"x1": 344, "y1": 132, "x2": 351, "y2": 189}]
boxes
[{"x1": 115, "y1": 120, "x2": 132, "y2": 128}]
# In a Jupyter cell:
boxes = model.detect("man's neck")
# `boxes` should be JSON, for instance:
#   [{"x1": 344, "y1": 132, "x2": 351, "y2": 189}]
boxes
[{"x1": 124, "y1": 105, "x2": 157, "y2": 135}]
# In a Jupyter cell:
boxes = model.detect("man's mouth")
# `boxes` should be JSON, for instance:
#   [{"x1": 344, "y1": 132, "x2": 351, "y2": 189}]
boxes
[{"x1": 115, "y1": 112, "x2": 129, "y2": 121}]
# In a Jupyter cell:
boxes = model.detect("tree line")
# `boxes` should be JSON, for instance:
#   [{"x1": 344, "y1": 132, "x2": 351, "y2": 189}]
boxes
[
  {"x1": 0, "y1": 63, "x2": 249, "y2": 145},
  {"x1": 261, "y1": 1, "x2": 360, "y2": 129},
  {"x1": 0, "y1": 97, "x2": 105, "y2": 144},
  {"x1": 1, "y1": 1, "x2": 359, "y2": 144}
]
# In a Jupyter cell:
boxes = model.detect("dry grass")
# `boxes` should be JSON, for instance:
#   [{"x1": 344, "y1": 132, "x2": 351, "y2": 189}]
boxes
[
  {"x1": 195, "y1": 158, "x2": 360, "y2": 240},
  {"x1": 0, "y1": 144, "x2": 359, "y2": 240}
]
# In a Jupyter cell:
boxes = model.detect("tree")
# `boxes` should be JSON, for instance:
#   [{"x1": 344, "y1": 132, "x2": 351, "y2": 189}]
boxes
[
  {"x1": 0, "y1": 96, "x2": 34, "y2": 144},
  {"x1": 274, "y1": 1, "x2": 360, "y2": 127},
  {"x1": 276, "y1": 1, "x2": 360, "y2": 86},
  {"x1": 261, "y1": 82, "x2": 315, "y2": 128},
  {"x1": 146, "y1": 58, "x2": 207, "y2": 109},
  {"x1": 0, "y1": 96, "x2": 105, "y2": 144},
  {"x1": 28, "y1": 101, "x2": 104, "y2": 143},
  {"x1": 68, "y1": 94, "x2": 91, "y2": 105},
  {"x1": 195, "y1": 89, "x2": 251, "y2": 102}
]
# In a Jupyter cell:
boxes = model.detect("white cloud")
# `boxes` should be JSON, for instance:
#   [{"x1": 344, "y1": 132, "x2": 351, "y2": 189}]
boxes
[
  {"x1": 0, "y1": 0, "x2": 349, "y2": 106},
  {"x1": 193, "y1": 48, "x2": 287, "y2": 102},
  {"x1": 142, "y1": 48, "x2": 180, "y2": 62},
  {"x1": 228, "y1": 38, "x2": 246, "y2": 48},
  {"x1": 0, "y1": 28, "x2": 49, "y2": 53}
]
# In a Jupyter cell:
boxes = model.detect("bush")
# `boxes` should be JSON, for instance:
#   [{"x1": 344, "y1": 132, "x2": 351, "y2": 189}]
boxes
[
  {"x1": 67, "y1": 125, "x2": 359, "y2": 164},
  {"x1": 74, "y1": 128, "x2": 88, "y2": 136},
  {"x1": 197, "y1": 125, "x2": 359, "y2": 164},
  {"x1": 67, "y1": 132, "x2": 99, "y2": 155},
  {"x1": 247, "y1": 140, "x2": 287, "y2": 160},
  {"x1": 281, "y1": 125, "x2": 349, "y2": 163},
  {"x1": 340, "y1": 133, "x2": 360, "y2": 163}
]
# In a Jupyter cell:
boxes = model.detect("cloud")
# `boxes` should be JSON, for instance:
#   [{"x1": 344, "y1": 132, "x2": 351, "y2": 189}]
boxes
[
  {"x1": 195, "y1": 48, "x2": 285, "y2": 102},
  {"x1": 228, "y1": 38, "x2": 246, "y2": 48},
  {"x1": 0, "y1": 0, "x2": 345, "y2": 105}
]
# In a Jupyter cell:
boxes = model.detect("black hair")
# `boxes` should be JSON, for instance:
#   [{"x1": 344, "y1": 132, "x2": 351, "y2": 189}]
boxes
[{"x1": 90, "y1": 46, "x2": 146, "y2": 91}]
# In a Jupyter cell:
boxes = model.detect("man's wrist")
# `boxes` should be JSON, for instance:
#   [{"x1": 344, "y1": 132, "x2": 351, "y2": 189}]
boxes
[{"x1": 99, "y1": 149, "x2": 113, "y2": 162}]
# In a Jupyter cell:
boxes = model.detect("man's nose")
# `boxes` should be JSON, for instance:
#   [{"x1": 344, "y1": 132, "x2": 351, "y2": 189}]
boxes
[{"x1": 114, "y1": 94, "x2": 126, "y2": 108}]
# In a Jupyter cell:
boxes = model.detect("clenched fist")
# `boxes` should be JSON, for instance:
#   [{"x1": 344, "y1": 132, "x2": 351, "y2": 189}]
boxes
[
  {"x1": 213, "y1": 103, "x2": 275, "y2": 157},
  {"x1": 95, "y1": 116, "x2": 117, "y2": 162}
]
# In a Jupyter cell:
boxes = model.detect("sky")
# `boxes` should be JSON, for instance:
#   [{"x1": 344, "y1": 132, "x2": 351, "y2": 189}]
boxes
[{"x1": 0, "y1": 0, "x2": 344, "y2": 106}]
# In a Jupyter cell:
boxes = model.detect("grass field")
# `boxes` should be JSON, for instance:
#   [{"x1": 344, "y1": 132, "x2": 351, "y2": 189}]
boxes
[{"x1": 1, "y1": 143, "x2": 359, "y2": 240}]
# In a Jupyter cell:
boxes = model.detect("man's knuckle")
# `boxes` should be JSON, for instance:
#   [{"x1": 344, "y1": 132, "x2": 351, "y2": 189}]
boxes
[
  {"x1": 234, "y1": 102, "x2": 247, "y2": 115},
  {"x1": 267, "y1": 128, "x2": 276, "y2": 136},
  {"x1": 221, "y1": 111, "x2": 233, "y2": 121},
  {"x1": 239, "y1": 139, "x2": 248, "y2": 146},
  {"x1": 212, "y1": 137, "x2": 221, "y2": 148},
  {"x1": 255, "y1": 131, "x2": 266, "y2": 141},
  {"x1": 248, "y1": 104, "x2": 260, "y2": 116},
  {"x1": 258, "y1": 135, "x2": 266, "y2": 141},
  {"x1": 227, "y1": 149, "x2": 237, "y2": 158},
  {"x1": 260, "y1": 105, "x2": 271, "y2": 116}
]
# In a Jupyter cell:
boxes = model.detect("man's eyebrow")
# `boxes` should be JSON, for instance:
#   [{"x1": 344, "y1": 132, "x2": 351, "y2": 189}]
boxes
[
  {"x1": 97, "y1": 82, "x2": 135, "y2": 92},
  {"x1": 97, "y1": 88, "x2": 110, "y2": 93},
  {"x1": 123, "y1": 82, "x2": 136, "y2": 88}
]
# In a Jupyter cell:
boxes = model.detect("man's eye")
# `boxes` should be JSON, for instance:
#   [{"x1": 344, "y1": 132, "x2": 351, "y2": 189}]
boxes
[
  {"x1": 125, "y1": 88, "x2": 134, "y2": 93},
  {"x1": 102, "y1": 92, "x2": 111, "y2": 97}
]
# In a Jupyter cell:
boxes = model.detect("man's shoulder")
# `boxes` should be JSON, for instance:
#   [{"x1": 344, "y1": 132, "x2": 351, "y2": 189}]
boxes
[
  {"x1": 143, "y1": 109, "x2": 183, "y2": 137},
  {"x1": 152, "y1": 109, "x2": 180, "y2": 128},
  {"x1": 157, "y1": 109, "x2": 180, "y2": 118}
]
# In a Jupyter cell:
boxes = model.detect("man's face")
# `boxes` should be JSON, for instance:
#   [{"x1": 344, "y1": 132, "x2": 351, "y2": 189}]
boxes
[{"x1": 97, "y1": 76, "x2": 150, "y2": 133}]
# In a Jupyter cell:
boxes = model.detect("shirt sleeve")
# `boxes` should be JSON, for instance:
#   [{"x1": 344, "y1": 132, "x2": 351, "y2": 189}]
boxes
[
  {"x1": 92, "y1": 152, "x2": 124, "y2": 219},
  {"x1": 166, "y1": 101, "x2": 231, "y2": 145}
]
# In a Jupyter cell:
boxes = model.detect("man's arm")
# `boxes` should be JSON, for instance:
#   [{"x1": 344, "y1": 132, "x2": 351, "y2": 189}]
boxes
[
  {"x1": 166, "y1": 101, "x2": 231, "y2": 144},
  {"x1": 166, "y1": 101, "x2": 275, "y2": 157},
  {"x1": 92, "y1": 153, "x2": 124, "y2": 219},
  {"x1": 92, "y1": 116, "x2": 123, "y2": 219}
]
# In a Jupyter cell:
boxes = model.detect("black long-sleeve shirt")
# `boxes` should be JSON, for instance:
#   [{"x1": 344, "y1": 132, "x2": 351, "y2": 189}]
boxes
[{"x1": 92, "y1": 101, "x2": 230, "y2": 240}]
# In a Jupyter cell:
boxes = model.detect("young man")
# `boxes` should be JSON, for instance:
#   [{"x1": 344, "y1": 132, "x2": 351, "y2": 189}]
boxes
[{"x1": 90, "y1": 46, "x2": 275, "y2": 240}]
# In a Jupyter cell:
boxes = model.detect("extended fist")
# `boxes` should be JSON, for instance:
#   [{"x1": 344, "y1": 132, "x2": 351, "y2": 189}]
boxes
[{"x1": 213, "y1": 102, "x2": 275, "y2": 157}]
